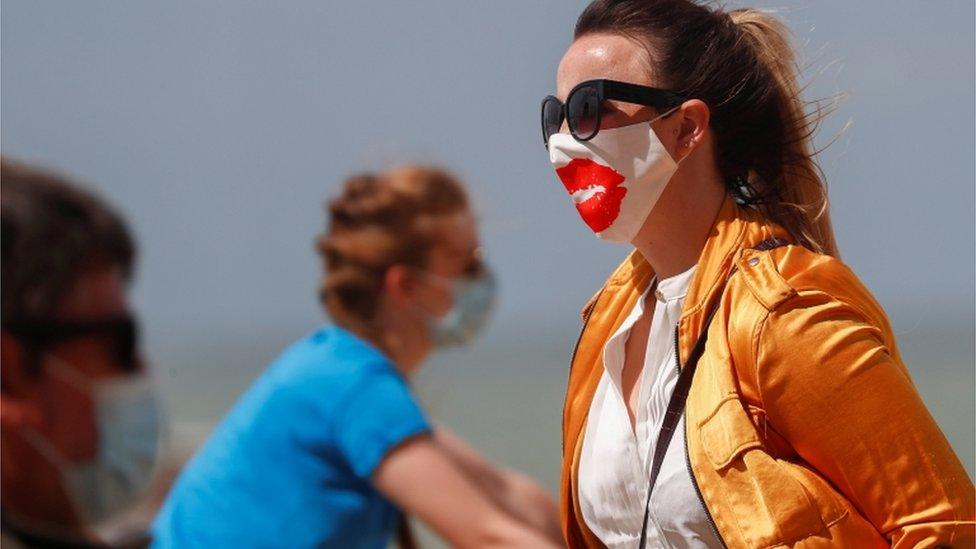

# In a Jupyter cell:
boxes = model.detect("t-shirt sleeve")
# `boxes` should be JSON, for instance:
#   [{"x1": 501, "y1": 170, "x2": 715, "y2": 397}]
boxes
[{"x1": 332, "y1": 367, "x2": 432, "y2": 479}]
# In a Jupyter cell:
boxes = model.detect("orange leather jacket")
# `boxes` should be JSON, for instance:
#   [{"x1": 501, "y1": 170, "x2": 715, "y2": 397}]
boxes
[{"x1": 561, "y1": 196, "x2": 975, "y2": 548}]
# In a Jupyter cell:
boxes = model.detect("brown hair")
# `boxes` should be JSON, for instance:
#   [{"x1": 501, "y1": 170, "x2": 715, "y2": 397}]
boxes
[
  {"x1": 576, "y1": 0, "x2": 839, "y2": 256},
  {"x1": 316, "y1": 165, "x2": 469, "y2": 332},
  {"x1": 1, "y1": 158, "x2": 135, "y2": 321}
]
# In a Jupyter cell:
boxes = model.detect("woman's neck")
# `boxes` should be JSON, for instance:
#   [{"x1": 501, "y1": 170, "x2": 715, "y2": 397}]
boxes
[
  {"x1": 631, "y1": 164, "x2": 727, "y2": 279},
  {"x1": 344, "y1": 313, "x2": 428, "y2": 377}
]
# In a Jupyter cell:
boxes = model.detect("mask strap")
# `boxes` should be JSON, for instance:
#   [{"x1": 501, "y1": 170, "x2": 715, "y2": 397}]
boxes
[
  {"x1": 648, "y1": 104, "x2": 681, "y2": 125},
  {"x1": 417, "y1": 270, "x2": 456, "y2": 291},
  {"x1": 43, "y1": 356, "x2": 94, "y2": 393},
  {"x1": 402, "y1": 272, "x2": 451, "y2": 327},
  {"x1": 647, "y1": 105, "x2": 690, "y2": 165},
  {"x1": 14, "y1": 424, "x2": 73, "y2": 471},
  {"x1": 12, "y1": 357, "x2": 92, "y2": 469}
]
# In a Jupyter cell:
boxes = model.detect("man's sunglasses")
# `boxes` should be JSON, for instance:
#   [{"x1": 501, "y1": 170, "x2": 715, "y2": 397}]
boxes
[
  {"x1": 2, "y1": 315, "x2": 139, "y2": 372},
  {"x1": 541, "y1": 79, "x2": 686, "y2": 147}
]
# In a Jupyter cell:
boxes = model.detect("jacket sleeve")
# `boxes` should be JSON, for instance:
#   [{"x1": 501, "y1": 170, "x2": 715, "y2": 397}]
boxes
[{"x1": 754, "y1": 289, "x2": 975, "y2": 548}]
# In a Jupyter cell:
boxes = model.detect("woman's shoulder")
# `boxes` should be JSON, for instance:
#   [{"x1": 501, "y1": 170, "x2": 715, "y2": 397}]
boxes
[
  {"x1": 224, "y1": 326, "x2": 404, "y2": 426},
  {"x1": 725, "y1": 242, "x2": 899, "y2": 371},
  {"x1": 268, "y1": 326, "x2": 396, "y2": 385},
  {"x1": 734, "y1": 243, "x2": 888, "y2": 323},
  {"x1": 725, "y1": 243, "x2": 903, "y2": 403}
]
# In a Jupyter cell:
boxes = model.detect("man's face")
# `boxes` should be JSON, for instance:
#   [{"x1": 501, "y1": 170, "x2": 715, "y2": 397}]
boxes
[{"x1": 1, "y1": 264, "x2": 141, "y2": 527}]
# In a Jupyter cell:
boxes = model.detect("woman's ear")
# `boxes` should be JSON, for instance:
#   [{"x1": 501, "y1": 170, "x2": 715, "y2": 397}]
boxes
[
  {"x1": 675, "y1": 99, "x2": 710, "y2": 160},
  {"x1": 383, "y1": 265, "x2": 418, "y2": 304}
]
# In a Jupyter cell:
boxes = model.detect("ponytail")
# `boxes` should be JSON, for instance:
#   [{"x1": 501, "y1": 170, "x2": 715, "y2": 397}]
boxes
[
  {"x1": 729, "y1": 9, "x2": 838, "y2": 256},
  {"x1": 576, "y1": 0, "x2": 839, "y2": 256}
]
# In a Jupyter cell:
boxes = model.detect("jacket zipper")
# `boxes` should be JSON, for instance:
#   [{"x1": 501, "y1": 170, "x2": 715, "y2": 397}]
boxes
[
  {"x1": 562, "y1": 290, "x2": 603, "y2": 454},
  {"x1": 674, "y1": 325, "x2": 726, "y2": 548}
]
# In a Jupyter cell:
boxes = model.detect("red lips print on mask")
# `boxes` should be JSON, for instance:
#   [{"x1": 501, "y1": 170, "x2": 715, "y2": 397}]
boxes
[{"x1": 555, "y1": 158, "x2": 627, "y2": 233}]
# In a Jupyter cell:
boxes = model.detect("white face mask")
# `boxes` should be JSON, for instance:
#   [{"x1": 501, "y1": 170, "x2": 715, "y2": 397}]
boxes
[
  {"x1": 420, "y1": 269, "x2": 497, "y2": 348},
  {"x1": 547, "y1": 111, "x2": 680, "y2": 243},
  {"x1": 15, "y1": 358, "x2": 163, "y2": 533}
]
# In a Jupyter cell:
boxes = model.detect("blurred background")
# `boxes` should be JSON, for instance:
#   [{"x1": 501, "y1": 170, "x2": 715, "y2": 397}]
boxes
[{"x1": 3, "y1": 1, "x2": 973, "y2": 544}]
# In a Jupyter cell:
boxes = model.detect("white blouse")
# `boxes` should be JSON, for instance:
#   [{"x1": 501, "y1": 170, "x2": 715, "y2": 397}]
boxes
[{"x1": 578, "y1": 265, "x2": 723, "y2": 548}]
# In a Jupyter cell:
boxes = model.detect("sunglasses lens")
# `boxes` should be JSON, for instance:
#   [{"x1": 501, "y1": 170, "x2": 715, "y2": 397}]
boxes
[
  {"x1": 568, "y1": 85, "x2": 600, "y2": 141},
  {"x1": 541, "y1": 96, "x2": 563, "y2": 145}
]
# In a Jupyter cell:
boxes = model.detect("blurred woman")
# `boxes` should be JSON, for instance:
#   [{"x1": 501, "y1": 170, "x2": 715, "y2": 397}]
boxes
[
  {"x1": 541, "y1": 1, "x2": 975, "y2": 547},
  {"x1": 152, "y1": 166, "x2": 561, "y2": 548}
]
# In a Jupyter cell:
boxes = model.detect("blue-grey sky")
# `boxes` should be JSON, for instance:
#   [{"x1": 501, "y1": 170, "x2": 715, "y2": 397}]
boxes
[{"x1": 3, "y1": 1, "x2": 974, "y2": 472}]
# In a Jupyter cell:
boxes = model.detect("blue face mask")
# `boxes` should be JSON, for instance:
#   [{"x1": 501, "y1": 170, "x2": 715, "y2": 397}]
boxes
[
  {"x1": 424, "y1": 269, "x2": 497, "y2": 348},
  {"x1": 16, "y1": 357, "x2": 163, "y2": 531}
]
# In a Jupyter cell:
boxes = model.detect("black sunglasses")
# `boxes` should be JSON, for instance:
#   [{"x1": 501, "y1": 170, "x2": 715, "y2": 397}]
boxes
[
  {"x1": 541, "y1": 79, "x2": 686, "y2": 147},
  {"x1": 2, "y1": 315, "x2": 139, "y2": 372}
]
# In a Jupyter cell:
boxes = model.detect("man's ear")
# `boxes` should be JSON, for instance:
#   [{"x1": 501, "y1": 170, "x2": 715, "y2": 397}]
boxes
[
  {"x1": 675, "y1": 99, "x2": 710, "y2": 160},
  {"x1": 0, "y1": 332, "x2": 43, "y2": 430}
]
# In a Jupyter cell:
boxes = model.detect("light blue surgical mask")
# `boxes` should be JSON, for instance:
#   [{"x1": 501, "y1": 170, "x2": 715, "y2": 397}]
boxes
[
  {"x1": 423, "y1": 268, "x2": 497, "y2": 347},
  {"x1": 17, "y1": 357, "x2": 163, "y2": 530}
]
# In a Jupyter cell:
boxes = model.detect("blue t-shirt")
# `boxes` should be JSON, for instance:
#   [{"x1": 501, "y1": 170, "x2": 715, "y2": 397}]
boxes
[{"x1": 152, "y1": 326, "x2": 431, "y2": 548}]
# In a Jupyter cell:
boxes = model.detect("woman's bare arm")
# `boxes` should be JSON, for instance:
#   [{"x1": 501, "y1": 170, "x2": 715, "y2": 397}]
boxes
[
  {"x1": 432, "y1": 427, "x2": 562, "y2": 541},
  {"x1": 373, "y1": 434, "x2": 562, "y2": 549}
]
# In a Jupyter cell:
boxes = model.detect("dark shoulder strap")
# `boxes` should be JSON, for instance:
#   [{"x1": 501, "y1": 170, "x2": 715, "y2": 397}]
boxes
[
  {"x1": 637, "y1": 238, "x2": 788, "y2": 548},
  {"x1": 637, "y1": 291, "x2": 723, "y2": 549},
  {"x1": 752, "y1": 236, "x2": 791, "y2": 251}
]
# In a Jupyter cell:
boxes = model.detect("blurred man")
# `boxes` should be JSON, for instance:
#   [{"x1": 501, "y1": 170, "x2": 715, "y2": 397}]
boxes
[{"x1": 1, "y1": 159, "x2": 162, "y2": 548}]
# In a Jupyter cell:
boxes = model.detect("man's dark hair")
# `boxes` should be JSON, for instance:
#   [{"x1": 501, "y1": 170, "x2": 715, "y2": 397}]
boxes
[{"x1": 1, "y1": 158, "x2": 135, "y2": 321}]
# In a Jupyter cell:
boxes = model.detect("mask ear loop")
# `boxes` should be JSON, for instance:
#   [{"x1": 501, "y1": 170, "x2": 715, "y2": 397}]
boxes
[
  {"x1": 43, "y1": 355, "x2": 95, "y2": 391},
  {"x1": 648, "y1": 105, "x2": 688, "y2": 164},
  {"x1": 6, "y1": 399, "x2": 89, "y2": 537},
  {"x1": 416, "y1": 270, "x2": 457, "y2": 292},
  {"x1": 15, "y1": 422, "x2": 72, "y2": 470},
  {"x1": 9, "y1": 354, "x2": 96, "y2": 480},
  {"x1": 648, "y1": 105, "x2": 682, "y2": 126}
]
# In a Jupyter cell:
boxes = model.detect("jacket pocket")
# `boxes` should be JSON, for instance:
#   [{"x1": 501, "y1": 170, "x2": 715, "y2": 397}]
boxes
[{"x1": 699, "y1": 396, "x2": 841, "y2": 548}]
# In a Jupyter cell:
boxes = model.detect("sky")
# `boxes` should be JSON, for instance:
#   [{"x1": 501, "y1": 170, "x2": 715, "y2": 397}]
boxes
[{"x1": 3, "y1": 1, "x2": 974, "y2": 472}]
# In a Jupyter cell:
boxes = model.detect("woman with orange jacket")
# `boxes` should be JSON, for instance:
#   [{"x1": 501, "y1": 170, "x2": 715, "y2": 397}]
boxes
[{"x1": 540, "y1": 1, "x2": 974, "y2": 547}]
